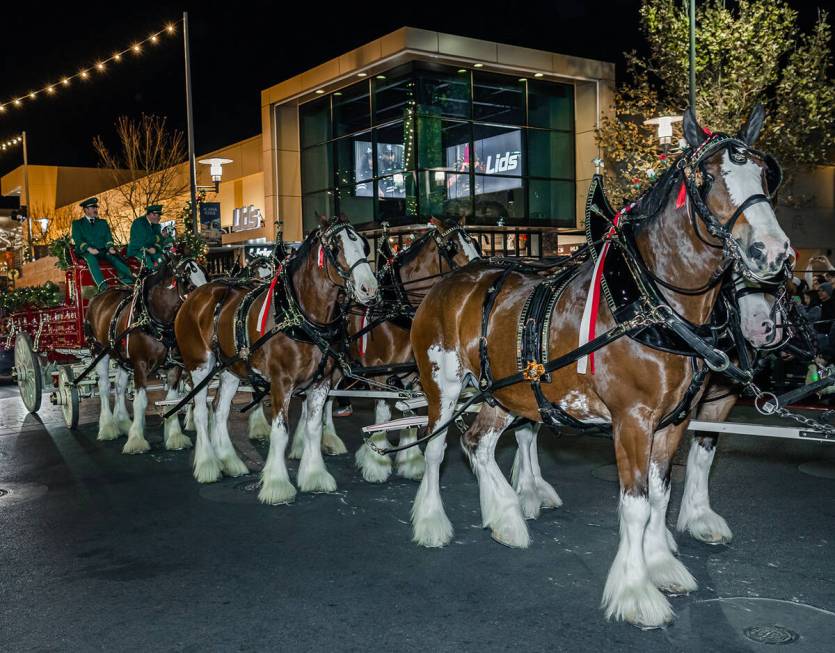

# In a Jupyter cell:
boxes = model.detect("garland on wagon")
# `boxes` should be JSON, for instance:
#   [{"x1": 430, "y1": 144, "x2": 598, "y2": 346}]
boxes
[{"x1": 0, "y1": 281, "x2": 62, "y2": 313}]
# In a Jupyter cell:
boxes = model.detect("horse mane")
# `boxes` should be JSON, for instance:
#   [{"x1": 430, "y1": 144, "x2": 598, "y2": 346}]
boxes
[{"x1": 632, "y1": 162, "x2": 682, "y2": 222}]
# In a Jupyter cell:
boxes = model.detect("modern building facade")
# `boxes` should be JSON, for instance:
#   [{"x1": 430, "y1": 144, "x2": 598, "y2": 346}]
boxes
[{"x1": 260, "y1": 27, "x2": 616, "y2": 242}]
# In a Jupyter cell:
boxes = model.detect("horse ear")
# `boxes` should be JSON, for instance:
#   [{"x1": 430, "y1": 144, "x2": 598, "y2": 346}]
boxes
[
  {"x1": 317, "y1": 212, "x2": 329, "y2": 227},
  {"x1": 739, "y1": 103, "x2": 765, "y2": 146},
  {"x1": 683, "y1": 107, "x2": 706, "y2": 149}
]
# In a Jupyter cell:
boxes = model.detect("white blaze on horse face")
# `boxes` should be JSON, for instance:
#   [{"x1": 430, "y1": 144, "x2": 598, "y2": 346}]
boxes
[
  {"x1": 338, "y1": 228, "x2": 378, "y2": 305},
  {"x1": 721, "y1": 150, "x2": 789, "y2": 275},
  {"x1": 457, "y1": 232, "x2": 480, "y2": 261},
  {"x1": 188, "y1": 262, "x2": 208, "y2": 288},
  {"x1": 738, "y1": 290, "x2": 777, "y2": 348}
]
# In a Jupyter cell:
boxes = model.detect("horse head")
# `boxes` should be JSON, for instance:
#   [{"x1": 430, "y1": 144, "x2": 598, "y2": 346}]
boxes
[
  {"x1": 682, "y1": 105, "x2": 789, "y2": 281},
  {"x1": 317, "y1": 215, "x2": 378, "y2": 305},
  {"x1": 428, "y1": 216, "x2": 481, "y2": 265}
]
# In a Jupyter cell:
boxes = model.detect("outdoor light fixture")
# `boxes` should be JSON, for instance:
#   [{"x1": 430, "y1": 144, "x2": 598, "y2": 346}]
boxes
[
  {"x1": 198, "y1": 157, "x2": 233, "y2": 192},
  {"x1": 80, "y1": 70, "x2": 89, "y2": 79},
  {"x1": 434, "y1": 171, "x2": 445, "y2": 183},
  {"x1": 534, "y1": 72, "x2": 544, "y2": 78},
  {"x1": 62, "y1": 77, "x2": 70, "y2": 86},
  {"x1": 37, "y1": 218, "x2": 49, "y2": 236},
  {"x1": 356, "y1": 72, "x2": 367, "y2": 78},
  {"x1": 643, "y1": 115, "x2": 683, "y2": 147},
  {"x1": 114, "y1": 52, "x2": 122, "y2": 61},
  {"x1": 28, "y1": 92, "x2": 36, "y2": 100},
  {"x1": 96, "y1": 61, "x2": 105, "y2": 71},
  {"x1": 315, "y1": 89, "x2": 325, "y2": 94},
  {"x1": 473, "y1": 63, "x2": 484, "y2": 68}
]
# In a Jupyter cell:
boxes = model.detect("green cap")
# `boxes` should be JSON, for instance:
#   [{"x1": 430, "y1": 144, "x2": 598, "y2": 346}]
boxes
[
  {"x1": 145, "y1": 204, "x2": 163, "y2": 215},
  {"x1": 80, "y1": 197, "x2": 99, "y2": 209}
]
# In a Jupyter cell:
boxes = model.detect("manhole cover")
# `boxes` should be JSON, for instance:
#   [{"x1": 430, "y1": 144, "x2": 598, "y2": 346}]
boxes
[
  {"x1": 797, "y1": 461, "x2": 835, "y2": 480},
  {"x1": 0, "y1": 482, "x2": 48, "y2": 506},
  {"x1": 666, "y1": 597, "x2": 835, "y2": 651},
  {"x1": 592, "y1": 463, "x2": 685, "y2": 483},
  {"x1": 743, "y1": 624, "x2": 799, "y2": 645}
]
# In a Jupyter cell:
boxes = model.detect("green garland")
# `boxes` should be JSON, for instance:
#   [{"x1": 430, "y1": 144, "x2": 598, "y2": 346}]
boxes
[
  {"x1": 48, "y1": 235, "x2": 73, "y2": 270},
  {"x1": 175, "y1": 230, "x2": 208, "y2": 262},
  {"x1": 0, "y1": 281, "x2": 63, "y2": 313}
]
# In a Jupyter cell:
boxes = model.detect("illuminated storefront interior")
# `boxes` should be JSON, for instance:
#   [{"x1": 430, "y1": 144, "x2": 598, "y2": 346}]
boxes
[{"x1": 299, "y1": 62, "x2": 575, "y2": 231}]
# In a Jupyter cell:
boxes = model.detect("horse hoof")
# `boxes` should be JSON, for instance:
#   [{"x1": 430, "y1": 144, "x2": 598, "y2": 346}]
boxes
[
  {"x1": 220, "y1": 456, "x2": 250, "y2": 478},
  {"x1": 193, "y1": 459, "x2": 223, "y2": 484},
  {"x1": 322, "y1": 431, "x2": 348, "y2": 456},
  {"x1": 682, "y1": 510, "x2": 733, "y2": 545},
  {"x1": 517, "y1": 489, "x2": 542, "y2": 521},
  {"x1": 298, "y1": 469, "x2": 337, "y2": 494},
  {"x1": 647, "y1": 555, "x2": 698, "y2": 595},
  {"x1": 97, "y1": 422, "x2": 122, "y2": 441},
  {"x1": 489, "y1": 517, "x2": 530, "y2": 549},
  {"x1": 396, "y1": 456, "x2": 425, "y2": 481},
  {"x1": 536, "y1": 480, "x2": 563, "y2": 509},
  {"x1": 117, "y1": 420, "x2": 133, "y2": 436},
  {"x1": 165, "y1": 433, "x2": 193, "y2": 451},
  {"x1": 355, "y1": 445, "x2": 392, "y2": 483},
  {"x1": 411, "y1": 510, "x2": 454, "y2": 548},
  {"x1": 603, "y1": 581, "x2": 675, "y2": 628},
  {"x1": 258, "y1": 480, "x2": 297, "y2": 505},
  {"x1": 122, "y1": 437, "x2": 151, "y2": 455}
]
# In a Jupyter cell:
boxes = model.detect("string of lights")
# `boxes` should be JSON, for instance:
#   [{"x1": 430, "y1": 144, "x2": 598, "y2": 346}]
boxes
[
  {"x1": 0, "y1": 20, "x2": 179, "y2": 117},
  {"x1": 1, "y1": 134, "x2": 23, "y2": 151}
]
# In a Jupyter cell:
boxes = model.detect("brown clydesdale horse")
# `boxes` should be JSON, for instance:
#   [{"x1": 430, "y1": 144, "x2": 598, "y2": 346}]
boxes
[
  {"x1": 407, "y1": 107, "x2": 790, "y2": 627},
  {"x1": 86, "y1": 256, "x2": 207, "y2": 453},
  {"x1": 283, "y1": 219, "x2": 481, "y2": 482},
  {"x1": 174, "y1": 215, "x2": 377, "y2": 504}
]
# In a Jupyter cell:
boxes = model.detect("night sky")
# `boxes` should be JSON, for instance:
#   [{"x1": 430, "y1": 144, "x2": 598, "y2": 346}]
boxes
[{"x1": 0, "y1": 0, "x2": 827, "y2": 183}]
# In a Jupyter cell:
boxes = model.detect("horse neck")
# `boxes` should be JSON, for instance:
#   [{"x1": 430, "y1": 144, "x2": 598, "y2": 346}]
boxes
[
  {"x1": 291, "y1": 248, "x2": 342, "y2": 323},
  {"x1": 634, "y1": 191, "x2": 726, "y2": 324},
  {"x1": 147, "y1": 283, "x2": 181, "y2": 324}
]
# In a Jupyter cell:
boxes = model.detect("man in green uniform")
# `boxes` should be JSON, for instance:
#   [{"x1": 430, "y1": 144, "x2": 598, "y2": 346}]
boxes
[
  {"x1": 127, "y1": 204, "x2": 174, "y2": 269},
  {"x1": 71, "y1": 197, "x2": 134, "y2": 291}
]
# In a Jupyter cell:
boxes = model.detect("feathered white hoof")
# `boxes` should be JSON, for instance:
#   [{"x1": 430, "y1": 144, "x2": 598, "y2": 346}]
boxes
[
  {"x1": 602, "y1": 579, "x2": 675, "y2": 628},
  {"x1": 665, "y1": 527, "x2": 679, "y2": 555},
  {"x1": 490, "y1": 513, "x2": 530, "y2": 549},
  {"x1": 287, "y1": 433, "x2": 304, "y2": 460},
  {"x1": 97, "y1": 418, "x2": 121, "y2": 441},
  {"x1": 536, "y1": 479, "x2": 562, "y2": 509},
  {"x1": 193, "y1": 456, "x2": 222, "y2": 484},
  {"x1": 219, "y1": 454, "x2": 250, "y2": 478},
  {"x1": 647, "y1": 554, "x2": 698, "y2": 595},
  {"x1": 680, "y1": 509, "x2": 733, "y2": 545},
  {"x1": 412, "y1": 510, "x2": 454, "y2": 548},
  {"x1": 258, "y1": 477, "x2": 297, "y2": 505},
  {"x1": 247, "y1": 409, "x2": 271, "y2": 441},
  {"x1": 517, "y1": 486, "x2": 543, "y2": 520},
  {"x1": 297, "y1": 467, "x2": 337, "y2": 494},
  {"x1": 396, "y1": 452, "x2": 425, "y2": 480},
  {"x1": 122, "y1": 435, "x2": 150, "y2": 455},
  {"x1": 322, "y1": 428, "x2": 348, "y2": 456},
  {"x1": 355, "y1": 436, "x2": 392, "y2": 483},
  {"x1": 165, "y1": 431, "x2": 193, "y2": 451},
  {"x1": 116, "y1": 419, "x2": 133, "y2": 436}
]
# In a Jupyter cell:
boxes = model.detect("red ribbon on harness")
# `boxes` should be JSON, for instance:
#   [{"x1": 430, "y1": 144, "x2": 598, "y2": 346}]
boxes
[
  {"x1": 318, "y1": 245, "x2": 325, "y2": 269},
  {"x1": 675, "y1": 181, "x2": 687, "y2": 209},
  {"x1": 257, "y1": 265, "x2": 283, "y2": 336}
]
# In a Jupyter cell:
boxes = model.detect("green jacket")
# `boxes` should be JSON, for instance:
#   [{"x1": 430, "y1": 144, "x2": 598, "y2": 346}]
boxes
[
  {"x1": 71, "y1": 217, "x2": 115, "y2": 255},
  {"x1": 127, "y1": 216, "x2": 164, "y2": 258}
]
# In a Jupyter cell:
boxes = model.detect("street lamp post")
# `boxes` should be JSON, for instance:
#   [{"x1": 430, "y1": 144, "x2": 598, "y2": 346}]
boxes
[
  {"x1": 689, "y1": 0, "x2": 697, "y2": 111},
  {"x1": 22, "y1": 131, "x2": 33, "y2": 259},
  {"x1": 183, "y1": 11, "x2": 198, "y2": 234}
]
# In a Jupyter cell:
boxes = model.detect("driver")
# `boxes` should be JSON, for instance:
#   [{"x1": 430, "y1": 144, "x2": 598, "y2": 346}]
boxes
[
  {"x1": 127, "y1": 204, "x2": 174, "y2": 269},
  {"x1": 71, "y1": 197, "x2": 134, "y2": 291}
]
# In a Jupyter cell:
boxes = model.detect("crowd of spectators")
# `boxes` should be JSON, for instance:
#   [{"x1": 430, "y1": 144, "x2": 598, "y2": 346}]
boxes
[{"x1": 793, "y1": 270, "x2": 835, "y2": 361}]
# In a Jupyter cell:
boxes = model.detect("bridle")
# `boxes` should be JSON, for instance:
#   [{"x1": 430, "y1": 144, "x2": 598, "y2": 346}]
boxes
[
  {"x1": 679, "y1": 133, "x2": 783, "y2": 284},
  {"x1": 316, "y1": 220, "x2": 373, "y2": 299},
  {"x1": 428, "y1": 221, "x2": 482, "y2": 269},
  {"x1": 170, "y1": 257, "x2": 207, "y2": 303}
]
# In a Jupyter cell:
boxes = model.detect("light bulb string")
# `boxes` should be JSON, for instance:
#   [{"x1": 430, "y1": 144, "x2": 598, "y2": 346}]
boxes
[{"x1": 0, "y1": 20, "x2": 180, "y2": 115}]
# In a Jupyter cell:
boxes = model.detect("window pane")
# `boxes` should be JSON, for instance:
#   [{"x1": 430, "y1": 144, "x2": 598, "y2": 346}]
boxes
[
  {"x1": 301, "y1": 143, "x2": 333, "y2": 194},
  {"x1": 528, "y1": 179, "x2": 575, "y2": 226},
  {"x1": 302, "y1": 191, "x2": 335, "y2": 233},
  {"x1": 334, "y1": 132, "x2": 373, "y2": 187},
  {"x1": 375, "y1": 121, "x2": 415, "y2": 176},
  {"x1": 416, "y1": 65, "x2": 470, "y2": 119},
  {"x1": 473, "y1": 175, "x2": 524, "y2": 222},
  {"x1": 472, "y1": 125, "x2": 523, "y2": 177},
  {"x1": 419, "y1": 170, "x2": 472, "y2": 220},
  {"x1": 527, "y1": 129, "x2": 574, "y2": 179},
  {"x1": 333, "y1": 82, "x2": 370, "y2": 137},
  {"x1": 528, "y1": 81, "x2": 574, "y2": 131},
  {"x1": 300, "y1": 96, "x2": 331, "y2": 148},
  {"x1": 376, "y1": 172, "x2": 417, "y2": 222},
  {"x1": 374, "y1": 66, "x2": 416, "y2": 125},
  {"x1": 337, "y1": 184, "x2": 375, "y2": 225},
  {"x1": 419, "y1": 119, "x2": 470, "y2": 171},
  {"x1": 473, "y1": 72, "x2": 525, "y2": 125}
]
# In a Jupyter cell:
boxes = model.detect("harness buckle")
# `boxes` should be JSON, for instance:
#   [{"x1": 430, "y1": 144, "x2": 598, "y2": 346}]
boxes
[{"x1": 522, "y1": 361, "x2": 546, "y2": 382}]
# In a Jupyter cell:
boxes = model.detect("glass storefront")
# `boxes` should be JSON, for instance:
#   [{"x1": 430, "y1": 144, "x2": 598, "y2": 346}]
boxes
[{"x1": 299, "y1": 62, "x2": 575, "y2": 232}]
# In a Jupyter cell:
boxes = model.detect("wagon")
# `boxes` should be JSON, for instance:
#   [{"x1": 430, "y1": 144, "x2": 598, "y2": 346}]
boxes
[{"x1": 3, "y1": 250, "x2": 140, "y2": 429}]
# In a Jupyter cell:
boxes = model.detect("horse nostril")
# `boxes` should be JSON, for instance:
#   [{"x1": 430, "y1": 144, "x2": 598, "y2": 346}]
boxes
[
  {"x1": 748, "y1": 242, "x2": 766, "y2": 262},
  {"x1": 762, "y1": 322, "x2": 773, "y2": 334}
]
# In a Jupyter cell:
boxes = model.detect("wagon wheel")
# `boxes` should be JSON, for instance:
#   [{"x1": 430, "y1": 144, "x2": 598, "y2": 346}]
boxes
[
  {"x1": 57, "y1": 366, "x2": 80, "y2": 430},
  {"x1": 14, "y1": 333, "x2": 42, "y2": 413}
]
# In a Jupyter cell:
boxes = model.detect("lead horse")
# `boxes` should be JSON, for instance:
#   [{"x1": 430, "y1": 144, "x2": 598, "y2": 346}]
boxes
[{"x1": 408, "y1": 106, "x2": 790, "y2": 627}]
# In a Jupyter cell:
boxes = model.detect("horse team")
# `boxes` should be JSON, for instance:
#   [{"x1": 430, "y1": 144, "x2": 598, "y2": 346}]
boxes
[{"x1": 83, "y1": 108, "x2": 794, "y2": 628}]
